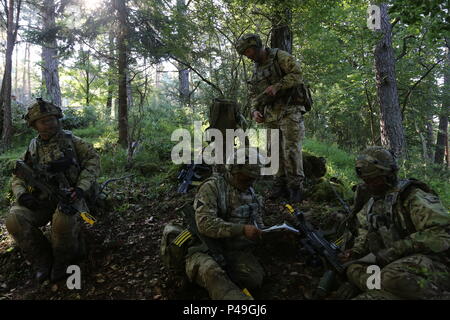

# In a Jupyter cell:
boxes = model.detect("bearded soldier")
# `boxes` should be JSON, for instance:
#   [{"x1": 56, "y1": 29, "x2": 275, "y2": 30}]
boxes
[
  {"x1": 5, "y1": 98, "x2": 100, "y2": 283},
  {"x1": 235, "y1": 33, "x2": 311, "y2": 202},
  {"x1": 183, "y1": 148, "x2": 266, "y2": 300},
  {"x1": 338, "y1": 147, "x2": 450, "y2": 299}
]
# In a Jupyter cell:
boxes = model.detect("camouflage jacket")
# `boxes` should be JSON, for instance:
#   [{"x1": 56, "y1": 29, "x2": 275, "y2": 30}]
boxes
[
  {"x1": 352, "y1": 179, "x2": 450, "y2": 259},
  {"x1": 11, "y1": 129, "x2": 100, "y2": 201},
  {"x1": 249, "y1": 48, "x2": 304, "y2": 123},
  {"x1": 193, "y1": 173, "x2": 264, "y2": 247}
]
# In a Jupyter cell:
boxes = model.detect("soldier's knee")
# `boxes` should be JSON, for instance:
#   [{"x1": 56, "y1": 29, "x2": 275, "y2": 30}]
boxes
[
  {"x1": 5, "y1": 207, "x2": 29, "y2": 236},
  {"x1": 52, "y1": 211, "x2": 78, "y2": 235}
]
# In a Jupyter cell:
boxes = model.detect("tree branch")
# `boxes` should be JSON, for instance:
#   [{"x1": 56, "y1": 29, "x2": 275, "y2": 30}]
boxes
[
  {"x1": 169, "y1": 54, "x2": 223, "y2": 96},
  {"x1": 401, "y1": 58, "x2": 445, "y2": 116}
]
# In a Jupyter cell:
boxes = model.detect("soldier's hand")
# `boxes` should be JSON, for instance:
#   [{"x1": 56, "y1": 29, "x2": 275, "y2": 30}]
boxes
[
  {"x1": 18, "y1": 193, "x2": 40, "y2": 210},
  {"x1": 338, "y1": 249, "x2": 353, "y2": 263},
  {"x1": 375, "y1": 247, "x2": 398, "y2": 267},
  {"x1": 69, "y1": 187, "x2": 84, "y2": 202},
  {"x1": 243, "y1": 224, "x2": 262, "y2": 240},
  {"x1": 264, "y1": 85, "x2": 279, "y2": 97},
  {"x1": 252, "y1": 111, "x2": 264, "y2": 123}
]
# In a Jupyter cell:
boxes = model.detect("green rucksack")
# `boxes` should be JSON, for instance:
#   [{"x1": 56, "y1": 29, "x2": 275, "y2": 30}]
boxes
[{"x1": 208, "y1": 98, "x2": 246, "y2": 133}]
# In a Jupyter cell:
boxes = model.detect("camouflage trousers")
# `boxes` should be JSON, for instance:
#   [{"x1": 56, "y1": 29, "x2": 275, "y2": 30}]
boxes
[
  {"x1": 5, "y1": 201, "x2": 84, "y2": 268},
  {"x1": 185, "y1": 249, "x2": 265, "y2": 300},
  {"x1": 346, "y1": 254, "x2": 450, "y2": 299},
  {"x1": 265, "y1": 110, "x2": 305, "y2": 190}
]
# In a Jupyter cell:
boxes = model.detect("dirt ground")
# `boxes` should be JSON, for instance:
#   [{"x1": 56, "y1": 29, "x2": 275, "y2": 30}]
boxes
[{"x1": 0, "y1": 177, "x2": 347, "y2": 300}]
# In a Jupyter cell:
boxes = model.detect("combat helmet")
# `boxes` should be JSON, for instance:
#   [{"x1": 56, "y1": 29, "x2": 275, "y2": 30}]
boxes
[
  {"x1": 355, "y1": 146, "x2": 398, "y2": 179},
  {"x1": 225, "y1": 147, "x2": 266, "y2": 178},
  {"x1": 24, "y1": 98, "x2": 63, "y2": 127},
  {"x1": 235, "y1": 33, "x2": 263, "y2": 55}
]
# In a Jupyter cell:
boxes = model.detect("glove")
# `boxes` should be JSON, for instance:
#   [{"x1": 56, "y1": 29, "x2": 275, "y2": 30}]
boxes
[
  {"x1": 336, "y1": 282, "x2": 360, "y2": 300},
  {"x1": 47, "y1": 157, "x2": 74, "y2": 173},
  {"x1": 18, "y1": 193, "x2": 40, "y2": 210},
  {"x1": 69, "y1": 187, "x2": 84, "y2": 202},
  {"x1": 375, "y1": 247, "x2": 400, "y2": 267}
]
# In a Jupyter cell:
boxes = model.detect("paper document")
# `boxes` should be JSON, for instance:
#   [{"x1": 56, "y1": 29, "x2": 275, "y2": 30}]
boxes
[{"x1": 261, "y1": 222, "x2": 299, "y2": 233}]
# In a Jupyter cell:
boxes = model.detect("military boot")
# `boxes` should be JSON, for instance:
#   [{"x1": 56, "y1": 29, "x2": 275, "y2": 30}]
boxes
[{"x1": 50, "y1": 256, "x2": 71, "y2": 283}]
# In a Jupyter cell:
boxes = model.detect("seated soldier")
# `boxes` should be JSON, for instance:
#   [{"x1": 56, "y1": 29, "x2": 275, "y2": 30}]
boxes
[
  {"x1": 5, "y1": 98, "x2": 100, "y2": 283},
  {"x1": 185, "y1": 147, "x2": 266, "y2": 300},
  {"x1": 338, "y1": 147, "x2": 450, "y2": 299}
]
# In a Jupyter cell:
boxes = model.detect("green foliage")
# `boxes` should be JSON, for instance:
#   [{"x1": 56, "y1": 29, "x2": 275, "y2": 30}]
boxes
[{"x1": 62, "y1": 106, "x2": 99, "y2": 130}]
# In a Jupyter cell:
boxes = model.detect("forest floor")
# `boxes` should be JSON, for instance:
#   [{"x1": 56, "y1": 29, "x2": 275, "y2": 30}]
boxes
[{"x1": 0, "y1": 175, "x2": 347, "y2": 300}]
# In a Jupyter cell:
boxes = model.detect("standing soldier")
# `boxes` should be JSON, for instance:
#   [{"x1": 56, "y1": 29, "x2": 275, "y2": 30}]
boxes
[
  {"x1": 5, "y1": 98, "x2": 100, "y2": 283},
  {"x1": 338, "y1": 147, "x2": 450, "y2": 299},
  {"x1": 235, "y1": 33, "x2": 311, "y2": 202}
]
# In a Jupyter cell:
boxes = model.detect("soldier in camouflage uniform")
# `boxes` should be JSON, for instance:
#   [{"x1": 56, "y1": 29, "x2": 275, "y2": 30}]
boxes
[
  {"x1": 5, "y1": 98, "x2": 100, "y2": 283},
  {"x1": 338, "y1": 147, "x2": 450, "y2": 299},
  {"x1": 185, "y1": 148, "x2": 266, "y2": 300},
  {"x1": 235, "y1": 33, "x2": 306, "y2": 202}
]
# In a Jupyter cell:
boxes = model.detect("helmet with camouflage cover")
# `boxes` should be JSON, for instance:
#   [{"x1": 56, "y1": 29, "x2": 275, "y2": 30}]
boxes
[
  {"x1": 355, "y1": 146, "x2": 398, "y2": 179},
  {"x1": 24, "y1": 98, "x2": 63, "y2": 127},
  {"x1": 235, "y1": 33, "x2": 263, "y2": 55},
  {"x1": 225, "y1": 147, "x2": 266, "y2": 178}
]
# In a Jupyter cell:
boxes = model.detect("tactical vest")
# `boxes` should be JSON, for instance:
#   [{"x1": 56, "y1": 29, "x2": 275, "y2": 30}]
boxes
[
  {"x1": 199, "y1": 174, "x2": 262, "y2": 226},
  {"x1": 250, "y1": 48, "x2": 313, "y2": 111},
  {"x1": 363, "y1": 179, "x2": 434, "y2": 249},
  {"x1": 26, "y1": 130, "x2": 81, "y2": 189},
  {"x1": 250, "y1": 48, "x2": 284, "y2": 97}
]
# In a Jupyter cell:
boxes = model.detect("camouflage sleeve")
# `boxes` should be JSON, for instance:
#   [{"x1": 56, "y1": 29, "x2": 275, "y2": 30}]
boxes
[
  {"x1": 351, "y1": 209, "x2": 370, "y2": 257},
  {"x1": 194, "y1": 181, "x2": 245, "y2": 239},
  {"x1": 392, "y1": 188, "x2": 450, "y2": 255},
  {"x1": 72, "y1": 135, "x2": 100, "y2": 192},
  {"x1": 11, "y1": 150, "x2": 28, "y2": 200},
  {"x1": 249, "y1": 73, "x2": 262, "y2": 116},
  {"x1": 274, "y1": 50, "x2": 303, "y2": 91}
]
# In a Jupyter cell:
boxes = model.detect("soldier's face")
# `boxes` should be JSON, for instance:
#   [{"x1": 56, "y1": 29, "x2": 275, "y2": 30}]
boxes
[
  {"x1": 361, "y1": 175, "x2": 389, "y2": 194},
  {"x1": 34, "y1": 115, "x2": 59, "y2": 139},
  {"x1": 243, "y1": 47, "x2": 260, "y2": 62},
  {"x1": 232, "y1": 172, "x2": 257, "y2": 191}
]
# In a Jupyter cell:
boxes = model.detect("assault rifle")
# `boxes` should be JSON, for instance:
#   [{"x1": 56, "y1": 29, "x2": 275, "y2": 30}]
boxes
[
  {"x1": 284, "y1": 203, "x2": 344, "y2": 274},
  {"x1": 14, "y1": 160, "x2": 96, "y2": 225},
  {"x1": 177, "y1": 163, "x2": 210, "y2": 193},
  {"x1": 180, "y1": 204, "x2": 252, "y2": 297}
]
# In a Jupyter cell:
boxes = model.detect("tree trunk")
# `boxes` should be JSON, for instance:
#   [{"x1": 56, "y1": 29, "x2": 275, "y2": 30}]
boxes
[
  {"x1": 270, "y1": 7, "x2": 292, "y2": 54},
  {"x1": 374, "y1": 3, "x2": 405, "y2": 157},
  {"x1": 26, "y1": 43, "x2": 31, "y2": 100},
  {"x1": 178, "y1": 66, "x2": 190, "y2": 107},
  {"x1": 106, "y1": 30, "x2": 115, "y2": 120},
  {"x1": 177, "y1": 0, "x2": 190, "y2": 107},
  {"x1": 434, "y1": 39, "x2": 449, "y2": 166},
  {"x1": 425, "y1": 115, "x2": 434, "y2": 161},
  {"x1": 115, "y1": 0, "x2": 129, "y2": 148},
  {"x1": 22, "y1": 42, "x2": 28, "y2": 101},
  {"x1": 2, "y1": 0, "x2": 21, "y2": 150},
  {"x1": 41, "y1": 0, "x2": 62, "y2": 107}
]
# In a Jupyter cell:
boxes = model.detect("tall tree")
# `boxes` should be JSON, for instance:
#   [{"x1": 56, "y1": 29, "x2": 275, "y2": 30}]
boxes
[
  {"x1": 114, "y1": 0, "x2": 129, "y2": 148},
  {"x1": 1, "y1": 0, "x2": 22, "y2": 150},
  {"x1": 40, "y1": 0, "x2": 63, "y2": 107},
  {"x1": 176, "y1": 0, "x2": 190, "y2": 107},
  {"x1": 374, "y1": 3, "x2": 405, "y2": 157},
  {"x1": 434, "y1": 38, "x2": 449, "y2": 166}
]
